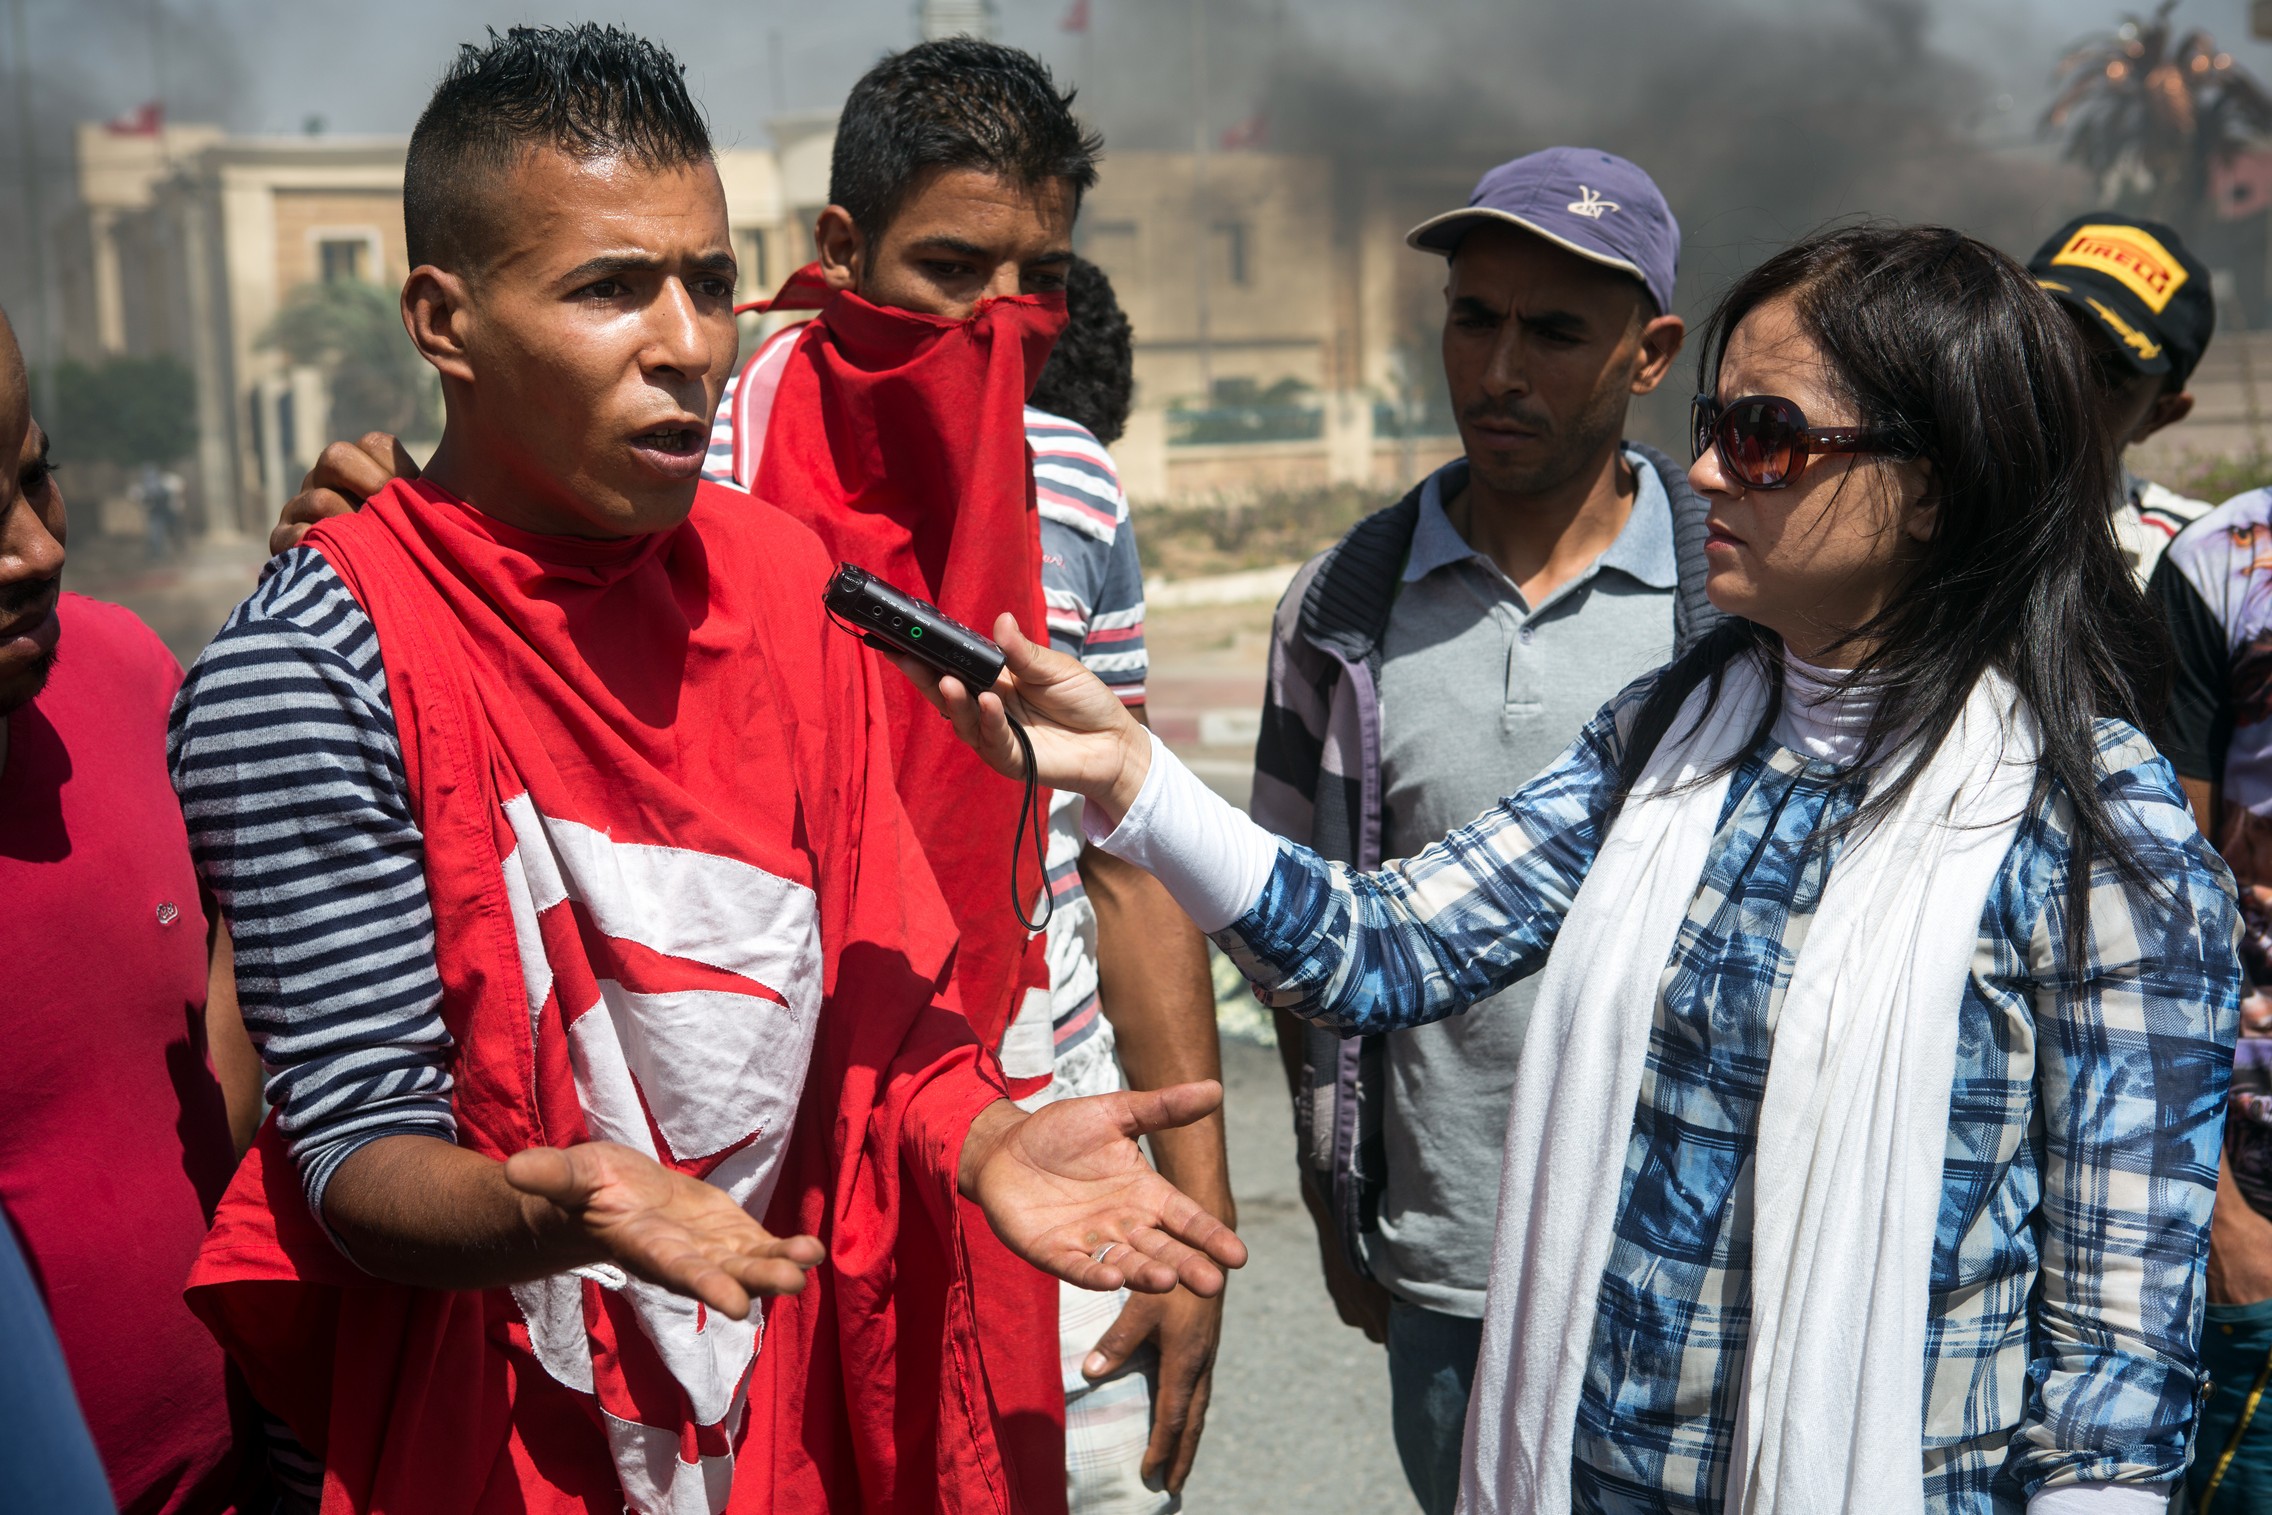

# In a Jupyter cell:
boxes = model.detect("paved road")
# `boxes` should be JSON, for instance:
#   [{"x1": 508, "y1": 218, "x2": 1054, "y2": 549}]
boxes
[
  {"x1": 1144, "y1": 592, "x2": 1414, "y2": 1511},
  {"x1": 1177, "y1": 1037, "x2": 1412, "y2": 1514}
]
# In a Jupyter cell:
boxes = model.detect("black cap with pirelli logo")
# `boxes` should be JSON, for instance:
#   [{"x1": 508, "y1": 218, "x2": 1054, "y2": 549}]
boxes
[{"x1": 2027, "y1": 213, "x2": 2216, "y2": 386}]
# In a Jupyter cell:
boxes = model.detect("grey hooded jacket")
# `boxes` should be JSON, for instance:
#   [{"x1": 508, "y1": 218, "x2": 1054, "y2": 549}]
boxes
[{"x1": 1245, "y1": 444, "x2": 1720, "y2": 1282}]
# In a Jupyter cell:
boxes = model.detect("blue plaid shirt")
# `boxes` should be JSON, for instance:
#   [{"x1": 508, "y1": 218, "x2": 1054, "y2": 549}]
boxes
[{"x1": 1216, "y1": 682, "x2": 2240, "y2": 1512}]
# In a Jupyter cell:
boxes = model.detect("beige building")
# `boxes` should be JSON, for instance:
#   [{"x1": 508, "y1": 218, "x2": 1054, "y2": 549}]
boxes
[
  {"x1": 56, "y1": 121, "x2": 227, "y2": 364},
  {"x1": 60, "y1": 117, "x2": 1465, "y2": 533},
  {"x1": 60, "y1": 122, "x2": 826, "y2": 537},
  {"x1": 1077, "y1": 149, "x2": 1468, "y2": 501}
]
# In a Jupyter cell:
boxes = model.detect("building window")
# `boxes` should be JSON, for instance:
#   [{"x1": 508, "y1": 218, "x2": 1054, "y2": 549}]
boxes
[
  {"x1": 732, "y1": 227, "x2": 769, "y2": 302},
  {"x1": 311, "y1": 229, "x2": 383, "y2": 285},
  {"x1": 277, "y1": 385, "x2": 298, "y2": 471},
  {"x1": 319, "y1": 239, "x2": 366, "y2": 284},
  {"x1": 1212, "y1": 221, "x2": 1250, "y2": 286},
  {"x1": 1079, "y1": 219, "x2": 1140, "y2": 270}
]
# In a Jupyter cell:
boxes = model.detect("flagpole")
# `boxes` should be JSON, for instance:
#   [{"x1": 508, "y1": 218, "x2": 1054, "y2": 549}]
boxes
[
  {"x1": 150, "y1": 0, "x2": 166, "y2": 121},
  {"x1": 151, "y1": 0, "x2": 171, "y2": 176},
  {"x1": 8, "y1": 0, "x2": 50, "y2": 408},
  {"x1": 1191, "y1": 0, "x2": 1211, "y2": 398}
]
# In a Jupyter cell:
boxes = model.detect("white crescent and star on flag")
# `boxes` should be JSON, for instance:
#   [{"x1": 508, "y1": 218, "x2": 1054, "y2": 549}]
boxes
[{"x1": 496, "y1": 793, "x2": 823, "y2": 1515}]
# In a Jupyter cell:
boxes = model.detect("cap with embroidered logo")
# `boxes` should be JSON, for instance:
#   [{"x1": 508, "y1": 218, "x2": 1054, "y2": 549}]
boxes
[
  {"x1": 1405, "y1": 146, "x2": 1680, "y2": 316},
  {"x1": 2027, "y1": 212, "x2": 2215, "y2": 386}
]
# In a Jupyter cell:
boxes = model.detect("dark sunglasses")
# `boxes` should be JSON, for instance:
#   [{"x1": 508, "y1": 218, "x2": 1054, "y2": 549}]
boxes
[{"x1": 1690, "y1": 393, "x2": 1918, "y2": 491}]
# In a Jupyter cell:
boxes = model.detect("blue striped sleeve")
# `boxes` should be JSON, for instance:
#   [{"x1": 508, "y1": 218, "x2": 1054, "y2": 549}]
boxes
[
  {"x1": 1083, "y1": 506, "x2": 1148, "y2": 704},
  {"x1": 1028, "y1": 406, "x2": 1147, "y2": 705},
  {"x1": 167, "y1": 548, "x2": 457, "y2": 1225},
  {"x1": 1028, "y1": 408, "x2": 1125, "y2": 544},
  {"x1": 1026, "y1": 407, "x2": 1149, "y2": 1055},
  {"x1": 702, "y1": 368, "x2": 741, "y2": 487}
]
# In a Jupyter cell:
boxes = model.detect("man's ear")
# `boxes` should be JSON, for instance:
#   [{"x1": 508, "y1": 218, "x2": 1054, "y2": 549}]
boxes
[
  {"x1": 1629, "y1": 312, "x2": 1688, "y2": 397},
  {"x1": 812, "y1": 206, "x2": 865, "y2": 295},
  {"x1": 403, "y1": 267, "x2": 476, "y2": 387},
  {"x1": 2136, "y1": 388, "x2": 2196, "y2": 445}
]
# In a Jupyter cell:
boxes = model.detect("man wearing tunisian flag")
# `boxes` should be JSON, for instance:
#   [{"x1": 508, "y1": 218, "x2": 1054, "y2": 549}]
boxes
[{"x1": 170, "y1": 25, "x2": 1242, "y2": 1515}]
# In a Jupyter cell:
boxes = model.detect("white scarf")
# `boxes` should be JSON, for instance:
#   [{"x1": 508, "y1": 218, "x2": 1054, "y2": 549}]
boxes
[{"x1": 1459, "y1": 656, "x2": 2038, "y2": 1515}]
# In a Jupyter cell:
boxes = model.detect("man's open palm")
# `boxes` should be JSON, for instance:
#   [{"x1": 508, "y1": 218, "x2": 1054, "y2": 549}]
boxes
[
  {"x1": 505, "y1": 1142, "x2": 824, "y2": 1321},
  {"x1": 961, "y1": 1083, "x2": 1247, "y2": 1295}
]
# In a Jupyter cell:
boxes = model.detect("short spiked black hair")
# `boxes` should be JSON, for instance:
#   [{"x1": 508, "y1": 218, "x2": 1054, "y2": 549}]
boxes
[
  {"x1": 403, "y1": 24, "x2": 713, "y2": 272},
  {"x1": 829, "y1": 38, "x2": 1101, "y2": 244}
]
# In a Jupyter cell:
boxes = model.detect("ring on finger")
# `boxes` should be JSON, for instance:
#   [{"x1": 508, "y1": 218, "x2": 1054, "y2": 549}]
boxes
[{"x1": 1092, "y1": 1242, "x2": 1117, "y2": 1266}]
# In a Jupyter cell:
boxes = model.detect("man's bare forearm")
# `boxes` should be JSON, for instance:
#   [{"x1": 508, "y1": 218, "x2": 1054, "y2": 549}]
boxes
[
  {"x1": 1083, "y1": 845, "x2": 1235, "y2": 1221},
  {"x1": 2181, "y1": 775, "x2": 2219, "y2": 840},
  {"x1": 322, "y1": 1134, "x2": 601, "y2": 1290},
  {"x1": 1271, "y1": 1007, "x2": 1306, "y2": 1109},
  {"x1": 202, "y1": 917, "x2": 265, "y2": 1156}
]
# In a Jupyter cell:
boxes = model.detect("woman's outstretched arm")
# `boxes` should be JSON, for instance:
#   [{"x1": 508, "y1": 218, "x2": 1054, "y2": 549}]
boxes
[{"x1": 891, "y1": 614, "x2": 1632, "y2": 1035}]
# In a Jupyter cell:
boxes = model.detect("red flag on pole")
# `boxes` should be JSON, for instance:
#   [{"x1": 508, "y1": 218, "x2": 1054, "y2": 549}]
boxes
[
  {"x1": 104, "y1": 102, "x2": 164, "y2": 137},
  {"x1": 1061, "y1": 0, "x2": 1090, "y2": 32},
  {"x1": 1219, "y1": 111, "x2": 1268, "y2": 151},
  {"x1": 2214, "y1": 149, "x2": 2272, "y2": 221}
]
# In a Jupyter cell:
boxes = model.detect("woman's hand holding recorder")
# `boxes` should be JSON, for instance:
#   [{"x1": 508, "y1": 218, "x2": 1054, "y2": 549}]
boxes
[{"x1": 887, "y1": 612, "x2": 1155, "y2": 826}]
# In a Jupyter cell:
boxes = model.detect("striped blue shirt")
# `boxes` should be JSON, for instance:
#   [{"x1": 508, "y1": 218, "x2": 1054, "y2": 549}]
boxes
[
  {"x1": 167, "y1": 549, "x2": 454, "y2": 1219},
  {"x1": 1215, "y1": 676, "x2": 2240, "y2": 1510},
  {"x1": 1027, "y1": 406, "x2": 1148, "y2": 1058}
]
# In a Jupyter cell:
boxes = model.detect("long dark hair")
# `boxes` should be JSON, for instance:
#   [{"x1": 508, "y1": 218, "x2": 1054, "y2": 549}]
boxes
[{"x1": 1614, "y1": 224, "x2": 2169, "y2": 943}]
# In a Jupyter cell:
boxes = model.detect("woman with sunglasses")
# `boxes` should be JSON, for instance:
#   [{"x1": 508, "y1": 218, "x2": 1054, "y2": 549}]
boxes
[{"x1": 892, "y1": 224, "x2": 2240, "y2": 1512}]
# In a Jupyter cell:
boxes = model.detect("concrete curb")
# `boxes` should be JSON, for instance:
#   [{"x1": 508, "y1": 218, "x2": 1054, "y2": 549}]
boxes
[{"x1": 1145, "y1": 561, "x2": 1301, "y2": 609}]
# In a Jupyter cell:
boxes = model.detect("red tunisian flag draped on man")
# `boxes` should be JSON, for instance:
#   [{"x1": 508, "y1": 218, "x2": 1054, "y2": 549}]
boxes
[
  {"x1": 729, "y1": 281, "x2": 1073, "y2": 1513},
  {"x1": 186, "y1": 478, "x2": 1025, "y2": 1514}
]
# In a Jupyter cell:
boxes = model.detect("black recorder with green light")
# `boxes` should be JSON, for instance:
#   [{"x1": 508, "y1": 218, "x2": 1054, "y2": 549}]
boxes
[
  {"x1": 823, "y1": 563, "x2": 1008, "y2": 693},
  {"x1": 823, "y1": 561, "x2": 1052, "y2": 933}
]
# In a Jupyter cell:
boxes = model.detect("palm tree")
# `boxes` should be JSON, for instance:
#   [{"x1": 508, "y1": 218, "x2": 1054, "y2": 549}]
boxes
[
  {"x1": 260, "y1": 278, "x2": 437, "y2": 442},
  {"x1": 2043, "y1": 0, "x2": 2272, "y2": 231}
]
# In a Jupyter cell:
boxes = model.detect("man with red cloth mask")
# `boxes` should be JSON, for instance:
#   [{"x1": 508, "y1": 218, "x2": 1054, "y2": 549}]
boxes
[
  {"x1": 274, "y1": 39, "x2": 1233, "y2": 1513},
  {"x1": 173, "y1": 25, "x2": 1242, "y2": 1515}
]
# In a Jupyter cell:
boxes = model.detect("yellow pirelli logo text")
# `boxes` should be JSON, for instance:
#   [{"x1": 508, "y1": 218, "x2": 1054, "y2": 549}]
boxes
[{"x1": 2050, "y1": 224, "x2": 2189, "y2": 312}]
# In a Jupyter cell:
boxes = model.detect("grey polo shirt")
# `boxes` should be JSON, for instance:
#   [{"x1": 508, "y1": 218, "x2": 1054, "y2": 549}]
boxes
[{"x1": 1367, "y1": 451, "x2": 1682, "y2": 1318}]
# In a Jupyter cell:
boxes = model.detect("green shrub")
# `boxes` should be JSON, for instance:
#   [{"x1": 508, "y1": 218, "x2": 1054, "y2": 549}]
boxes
[
  {"x1": 1167, "y1": 377, "x2": 1325, "y2": 447},
  {"x1": 262, "y1": 279, "x2": 436, "y2": 441},
  {"x1": 1136, "y1": 483, "x2": 1394, "y2": 580},
  {"x1": 2176, "y1": 450, "x2": 2272, "y2": 504},
  {"x1": 45, "y1": 354, "x2": 196, "y2": 468}
]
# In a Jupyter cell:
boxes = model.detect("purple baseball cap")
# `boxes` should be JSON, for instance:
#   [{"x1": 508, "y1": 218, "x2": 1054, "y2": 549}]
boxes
[{"x1": 1407, "y1": 146, "x2": 1680, "y2": 315}]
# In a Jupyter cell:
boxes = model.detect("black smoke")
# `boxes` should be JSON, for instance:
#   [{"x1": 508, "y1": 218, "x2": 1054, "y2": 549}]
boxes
[
  {"x1": 0, "y1": 0, "x2": 249, "y2": 374},
  {"x1": 1055, "y1": 0, "x2": 2091, "y2": 445}
]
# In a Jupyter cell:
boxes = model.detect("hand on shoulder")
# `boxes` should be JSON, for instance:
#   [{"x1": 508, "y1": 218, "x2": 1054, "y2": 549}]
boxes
[{"x1": 270, "y1": 433, "x2": 418, "y2": 556}]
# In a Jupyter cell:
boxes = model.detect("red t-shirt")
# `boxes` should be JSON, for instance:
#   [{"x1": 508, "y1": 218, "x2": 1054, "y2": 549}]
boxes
[{"x1": 0, "y1": 593, "x2": 240, "y2": 1514}]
